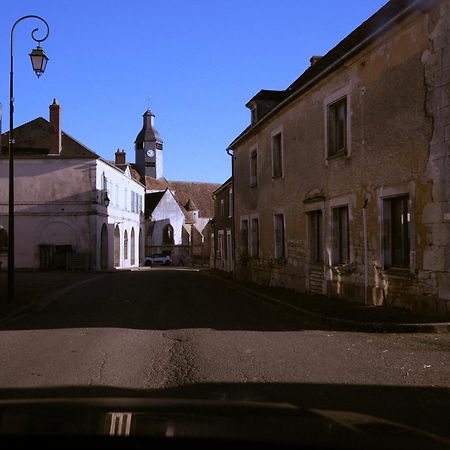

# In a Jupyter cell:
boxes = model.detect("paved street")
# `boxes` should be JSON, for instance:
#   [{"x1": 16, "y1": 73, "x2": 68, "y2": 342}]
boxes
[{"x1": 0, "y1": 268, "x2": 449, "y2": 436}]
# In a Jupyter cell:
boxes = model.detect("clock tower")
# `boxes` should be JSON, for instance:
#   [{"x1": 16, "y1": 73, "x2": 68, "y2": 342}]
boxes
[{"x1": 135, "y1": 109, "x2": 164, "y2": 179}]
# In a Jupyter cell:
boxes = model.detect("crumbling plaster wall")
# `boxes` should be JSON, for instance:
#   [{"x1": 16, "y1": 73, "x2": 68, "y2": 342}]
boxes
[
  {"x1": 421, "y1": 0, "x2": 450, "y2": 313},
  {"x1": 233, "y1": 2, "x2": 449, "y2": 317}
]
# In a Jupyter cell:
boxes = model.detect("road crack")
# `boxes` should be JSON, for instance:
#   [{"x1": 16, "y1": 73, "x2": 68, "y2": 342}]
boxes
[{"x1": 160, "y1": 331, "x2": 199, "y2": 388}]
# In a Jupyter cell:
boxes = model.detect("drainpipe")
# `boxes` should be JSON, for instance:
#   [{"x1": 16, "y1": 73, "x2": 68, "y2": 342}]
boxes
[
  {"x1": 226, "y1": 148, "x2": 235, "y2": 278},
  {"x1": 363, "y1": 198, "x2": 369, "y2": 305}
]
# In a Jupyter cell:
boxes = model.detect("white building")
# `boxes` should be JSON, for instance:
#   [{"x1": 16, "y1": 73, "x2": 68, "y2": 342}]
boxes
[{"x1": 0, "y1": 100, "x2": 145, "y2": 270}]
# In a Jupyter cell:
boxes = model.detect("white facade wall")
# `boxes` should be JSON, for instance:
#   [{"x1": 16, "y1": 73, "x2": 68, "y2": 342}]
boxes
[
  {"x1": 0, "y1": 157, "x2": 144, "y2": 270},
  {"x1": 95, "y1": 160, "x2": 145, "y2": 269},
  {"x1": 148, "y1": 190, "x2": 185, "y2": 247}
]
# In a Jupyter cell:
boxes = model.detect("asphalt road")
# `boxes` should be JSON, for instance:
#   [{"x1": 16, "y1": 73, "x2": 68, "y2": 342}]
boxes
[{"x1": 0, "y1": 268, "x2": 449, "y2": 437}]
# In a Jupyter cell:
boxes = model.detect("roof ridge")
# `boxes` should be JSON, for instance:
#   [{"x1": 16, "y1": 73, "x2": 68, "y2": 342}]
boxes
[
  {"x1": 1, "y1": 116, "x2": 49, "y2": 136},
  {"x1": 168, "y1": 180, "x2": 221, "y2": 185}
]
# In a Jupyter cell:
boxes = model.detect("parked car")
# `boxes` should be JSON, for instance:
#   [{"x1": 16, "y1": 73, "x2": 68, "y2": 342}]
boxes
[{"x1": 144, "y1": 254, "x2": 172, "y2": 266}]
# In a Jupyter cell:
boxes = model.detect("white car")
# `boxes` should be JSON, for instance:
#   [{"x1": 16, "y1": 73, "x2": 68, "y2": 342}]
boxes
[{"x1": 144, "y1": 254, "x2": 172, "y2": 266}]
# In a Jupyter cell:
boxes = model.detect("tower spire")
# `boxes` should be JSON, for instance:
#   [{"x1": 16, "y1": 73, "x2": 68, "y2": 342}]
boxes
[{"x1": 134, "y1": 107, "x2": 164, "y2": 179}]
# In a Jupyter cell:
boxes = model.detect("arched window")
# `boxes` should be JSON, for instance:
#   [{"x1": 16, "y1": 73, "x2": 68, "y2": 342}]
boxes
[
  {"x1": 130, "y1": 228, "x2": 136, "y2": 265},
  {"x1": 163, "y1": 224, "x2": 174, "y2": 244},
  {"x1": 0, "y1": 228, "x2": 7, "y2": 252},
  {"x1": 124, "y1": 230, "x2": 128, "y2": 260}
]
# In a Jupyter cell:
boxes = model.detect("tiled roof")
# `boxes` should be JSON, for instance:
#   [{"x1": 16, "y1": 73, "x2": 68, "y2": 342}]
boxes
[
  {"x1": 0, "y1": 117, "x2": 98, "y2": 159},
  {"x1": 145, "y1": 177, "x2": 220, "y2": 218},
  {"x1": 145, "y1": 176, "x2": 171, "y2": 191},
  {"x1": 145, "y1": 191, "x2": 165, "y2": 216},
  {"x1": 167, "y1": 180, "x2": 220, "y2": 218},
  {"x1": 184, "y1": 198, "x2": 198, "y2": 211},
  {"x1": 115, "y1": 163, "x2": 142, "y2": 182}
]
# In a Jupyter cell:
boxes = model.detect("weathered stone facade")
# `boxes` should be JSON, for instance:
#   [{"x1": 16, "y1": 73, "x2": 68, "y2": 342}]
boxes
[
  {"x1": 229, "y1": 0, "x2": 450, "y2": 319},
  {"x1": 211, "y1": 178, "x2": 233, "y2": 272}
]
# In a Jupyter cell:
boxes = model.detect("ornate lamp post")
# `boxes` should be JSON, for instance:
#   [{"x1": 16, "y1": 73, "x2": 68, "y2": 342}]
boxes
[{"x1": 7, "y1": 16, "x2": 50, "y2": 300}]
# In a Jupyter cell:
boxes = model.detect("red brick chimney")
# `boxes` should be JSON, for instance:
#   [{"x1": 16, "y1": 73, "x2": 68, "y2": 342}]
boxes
[
  {"x1": 115, "y1": 149, "x2": 126, "y2": 165},
  {"x1": 49, "y1": 98, "x2": 61, "y2": 154}
]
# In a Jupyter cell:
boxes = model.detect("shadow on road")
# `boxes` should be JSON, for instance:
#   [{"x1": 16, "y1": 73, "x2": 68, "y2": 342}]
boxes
[{"x1": 0, "y1": 270, "x2": 352, "y2": 333}]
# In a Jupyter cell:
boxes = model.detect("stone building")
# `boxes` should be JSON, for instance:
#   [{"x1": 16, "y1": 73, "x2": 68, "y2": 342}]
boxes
[
  {"x1": 211, "y1": 177, "x2": 233, "y2": 272},
  {"x1": 228, "y1": 0, "x2": 450, "y2": 318},
  {"x1": 0, "y1": 100, "x2": 145, "y2": 270}
]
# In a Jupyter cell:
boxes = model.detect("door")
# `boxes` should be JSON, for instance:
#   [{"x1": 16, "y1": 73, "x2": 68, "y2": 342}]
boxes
[
  {"x1": 226, "y1": 229, "x2": 233, "y2": 272},
  {"x1": 114, "y1": 225, "x2": 120, "y2": 268}
]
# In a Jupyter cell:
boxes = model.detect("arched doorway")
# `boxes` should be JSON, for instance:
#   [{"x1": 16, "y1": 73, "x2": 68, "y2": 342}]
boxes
[
  {"x1": 124, "y1": 230, "x2": 129, "y2": 261},
  {"x1": 131, "y1": 228, "x2": 136, "y2": 265},
  {"x1": 100, "y1": 224, "x2": 108, "y2": 269},
  {"x1": 114, "y1": 225, "x2": 120, "y2": 267}
]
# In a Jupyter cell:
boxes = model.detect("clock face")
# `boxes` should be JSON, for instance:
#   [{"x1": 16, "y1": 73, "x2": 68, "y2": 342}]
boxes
[{"x1": 146, "y1": 149, "x2": 155, "y2": 158}]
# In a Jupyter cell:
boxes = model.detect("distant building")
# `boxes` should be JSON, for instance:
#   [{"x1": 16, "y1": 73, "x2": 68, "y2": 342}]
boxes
[
  {"x1": 0, "y1": 100, "x2": 145, "y2": 270},
  {"x1": 228, "y1": 0, "x2": 450, "y2": 319},
  {"x1": 211, "y1": 177, "x2": 233, "y2": 272},
  {"x1": 126, "y1": 108, "x2": 220, "y2": 264},
  {"x1": 144, "y1": 189, "x2": 189, "y2": 263}
]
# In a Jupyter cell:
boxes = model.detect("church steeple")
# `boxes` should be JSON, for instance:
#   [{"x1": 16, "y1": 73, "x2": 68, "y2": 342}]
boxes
[{"x1": 135, "y1": 108, "x2": 164, "y2": 179}]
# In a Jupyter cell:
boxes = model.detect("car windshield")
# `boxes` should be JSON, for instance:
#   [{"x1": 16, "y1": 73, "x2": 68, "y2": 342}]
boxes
[{"x1": 0, "y1": 0, "x2": 449, "y2": 446}]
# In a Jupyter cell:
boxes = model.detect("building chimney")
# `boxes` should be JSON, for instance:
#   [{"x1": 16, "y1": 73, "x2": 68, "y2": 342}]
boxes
[
  {"x1": 310, "y1": 55, "x2": 322, "y2": 66},
  {"x1": 49, "y1": 98, "x2": 61, "y2": 154},
  {"x1": 115, "y1": 149, "x2": 126, "y2": 165}
]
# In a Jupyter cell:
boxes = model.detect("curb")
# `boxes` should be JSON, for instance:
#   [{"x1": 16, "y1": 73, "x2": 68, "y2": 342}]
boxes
[{"x1": 204, "y1": 272, "x2": 450, "y2": 333}]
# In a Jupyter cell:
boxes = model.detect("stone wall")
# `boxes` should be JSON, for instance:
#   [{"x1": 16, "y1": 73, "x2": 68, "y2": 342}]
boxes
[{"x1": 232, "y1": 1, "x2": 450, "y2": 319}]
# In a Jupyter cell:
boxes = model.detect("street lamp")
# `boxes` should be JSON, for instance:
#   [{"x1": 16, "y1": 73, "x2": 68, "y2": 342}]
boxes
[
  {"x1": 7, "y1": 16, "x2": 50, "y2": 301},
  {"x1": 29, "y1": 44, "x2": 49, "y2": 78},
  {"x1": 104, "y1": 192, "x2": 110, "y2": 207}
]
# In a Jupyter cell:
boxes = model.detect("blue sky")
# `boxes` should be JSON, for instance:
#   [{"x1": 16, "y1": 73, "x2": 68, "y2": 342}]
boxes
[{"x1": 1, "y1": 0, "x2": 387, "y2": 183}]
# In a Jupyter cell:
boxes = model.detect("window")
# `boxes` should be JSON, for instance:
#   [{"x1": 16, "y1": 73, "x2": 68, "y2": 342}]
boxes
[
  {"x1": 124, "y1": 230, "x2": 128, "y2": 260},
  {"x1": 131, "y1": 191, "x2": 136, "y2": 213},
  {"x1": 217, "y1": 230, "x2": 224, "y2": 259},
  {"x1": 383, "y1": 195, "x2": 410, "y2": 268},
  {"x1": 327, "y1": 97, "x2": 347, "y2": 157},
  {"x1": 250, "y1": 149, "x2": 258, "y2": 187},
  {"x1": 274, "y1": 214, "x2": 285, "y2": 259},
  {"x1": 163, "y1": 224, "x2": 174, "y2": 244},
  {"x1": 220, "y1": 199, "x2": 225, "y2": 219},
  {"x1": 308, "y1": 210, "x2": 323, "y2": 263},
  {"x1": 228, "y1": 189, "x2": 233, "y2": 218},
  {"x1": 250, "y1": 218, "x2": 259, "y2": 258},
  {"x1": 272, "y1": 132, "x2": 283, "y2": 178},
  {"x1": 240, "y1": 219, "x2": 249, "y2": 257},
  {"x1": 0, "y1": 228, "x2": 7, "y2": 252},
  {"x1": 332, "y1": 206, "x2": 349, "y2": 265},
  {"x1": 130, "y1": 228, "x2": 136, "y2": 265},
  {"x1": 130, "y1": 192, "x2": 141, "y2": 213}
]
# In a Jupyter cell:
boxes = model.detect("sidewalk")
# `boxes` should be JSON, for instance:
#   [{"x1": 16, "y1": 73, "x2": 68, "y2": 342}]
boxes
[
  {"x1": 207, "y1": 270, "x2": 450, "y2": 333},
  {"x1": 0, "y1": 270, "x2": 103, "y2": 321}
]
